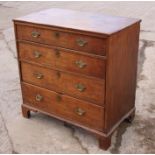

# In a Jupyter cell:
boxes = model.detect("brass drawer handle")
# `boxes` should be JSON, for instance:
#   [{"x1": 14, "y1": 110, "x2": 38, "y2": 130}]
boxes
[
  {"x1": 54, "y1": 32, "x2": 60, "y2": 38},
  {"x1": 75, "y1": 107, "x2": 86, "y2": 116},
  {"x1": 75, "y1": 60, "x2": 87, "y2": 69},
  {"x1": 76, "y1": 38, "x2": 88, "y2": 47},
  {"x1": 33, "y1": 72, "x2": 44, "y2": 79},
  {"x1": 33, "y1": 51, "x2": 42, "y2": 58},
  {"x1": 35, "y1": 94, "x2": 43, "y2": 102},
  {"x1": 75, "y1": 83, "x2": 86, "y2": 92},
  {"x1": 31, "y1": 31, "x2": 40, "y2": 38},
  {"x1": 56, "y1": 94, "x2": 62, "y2": 103},
  {"x1": 55, "y1": 49, "x2": 60, "y2": 58}
]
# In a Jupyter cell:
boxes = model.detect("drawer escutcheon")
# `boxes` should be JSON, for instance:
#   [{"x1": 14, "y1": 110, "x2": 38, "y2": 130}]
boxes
[
  {"x1": 55, "y1": 49, "x2": 61, "y2": 58},
  {"x1": 56, "y1": 71, "x2": 61, "y2": 79},
  {"x1": 54, "y1": 32, "x2": 60, "y2": 38},
  {"x1": 56, "y1": 94, "x2": 62, "y2": 103}
]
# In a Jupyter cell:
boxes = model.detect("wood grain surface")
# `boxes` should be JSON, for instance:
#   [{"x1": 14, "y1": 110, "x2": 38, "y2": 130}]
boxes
[{"x1": 14, "y1": 8, "x2": 141, "y2": 35}]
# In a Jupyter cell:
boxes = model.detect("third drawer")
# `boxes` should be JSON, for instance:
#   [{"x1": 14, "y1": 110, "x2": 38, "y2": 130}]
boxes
[{"x1": 21, "y1": 62, "x2": 105, "y2": 106}]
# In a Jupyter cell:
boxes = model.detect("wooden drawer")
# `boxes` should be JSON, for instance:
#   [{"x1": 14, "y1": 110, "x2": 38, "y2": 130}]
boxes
[
  {"x1": 18, "y1": 42, "x2": 106, "y2": 78},
  {"x1": 16, "y1": 24, "x2": 107, "y2": 56},
  {"x1": 22, "y1": 83, "x2": 104, "y2": 131},
  {"x1": 21, "y1": 62, "x2": 105, "y2": 106}
]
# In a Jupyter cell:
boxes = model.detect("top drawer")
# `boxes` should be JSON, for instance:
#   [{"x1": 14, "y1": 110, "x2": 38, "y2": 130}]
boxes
[{"x1": 16, "y1": 24, "x2": 107, "y2": 56}]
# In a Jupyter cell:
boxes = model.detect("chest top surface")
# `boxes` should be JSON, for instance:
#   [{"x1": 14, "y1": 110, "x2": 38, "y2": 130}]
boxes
[{"x1": 14, "y1": 8, "x2": 141, "y2": 36}]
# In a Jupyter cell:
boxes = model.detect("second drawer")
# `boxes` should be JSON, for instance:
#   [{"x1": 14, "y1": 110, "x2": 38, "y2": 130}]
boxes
[
  {"x1": 18, "y1": 42, "x2": 106, "y2": 79},
  {"x1": 21, "y1": 62, "x2": 105, "y2": 106}
]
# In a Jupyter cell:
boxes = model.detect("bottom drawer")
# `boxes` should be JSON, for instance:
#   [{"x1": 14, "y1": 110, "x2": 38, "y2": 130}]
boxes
[{"x1": 21, "y1": 83, "x2": 104, "y2": 131}]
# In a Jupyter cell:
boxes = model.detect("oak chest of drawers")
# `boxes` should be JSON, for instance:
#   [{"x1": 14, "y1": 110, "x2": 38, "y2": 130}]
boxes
[{"x1": 13, "y1": 8, "x2": 141, "y2": 150}]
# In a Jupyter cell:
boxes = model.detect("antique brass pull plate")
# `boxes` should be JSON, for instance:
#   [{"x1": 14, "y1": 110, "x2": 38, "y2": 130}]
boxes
[
  {"x1": 31, "y1": 31, "x2": 40, "y2": 38},
  {"x1": 75, "y1": 83, "x2": 86, "y2": 92},
  {"x1": 34, "y1": 72, "x2": 44, "y2": 79},
  {"x1": 35, "y1": 94, "x2": 43, "y2": 102},
  {"x1": 75, "y1": 60, "x2": 87, "y2": 69},
  {"x1": 33, "y1": 51, "x2": 42, "y2": 58},
  {"x1": 76, "y1": 38, "x2": 88, "y2": 47},
  {"x1": 75, "y1": 107, "x2": 86, "y2": 116}
]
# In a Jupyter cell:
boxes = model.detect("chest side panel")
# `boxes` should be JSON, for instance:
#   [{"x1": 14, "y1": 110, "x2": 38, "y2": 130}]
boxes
[{"x1": 104, "y1": 22, "x2": 140, "y2": 132}]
